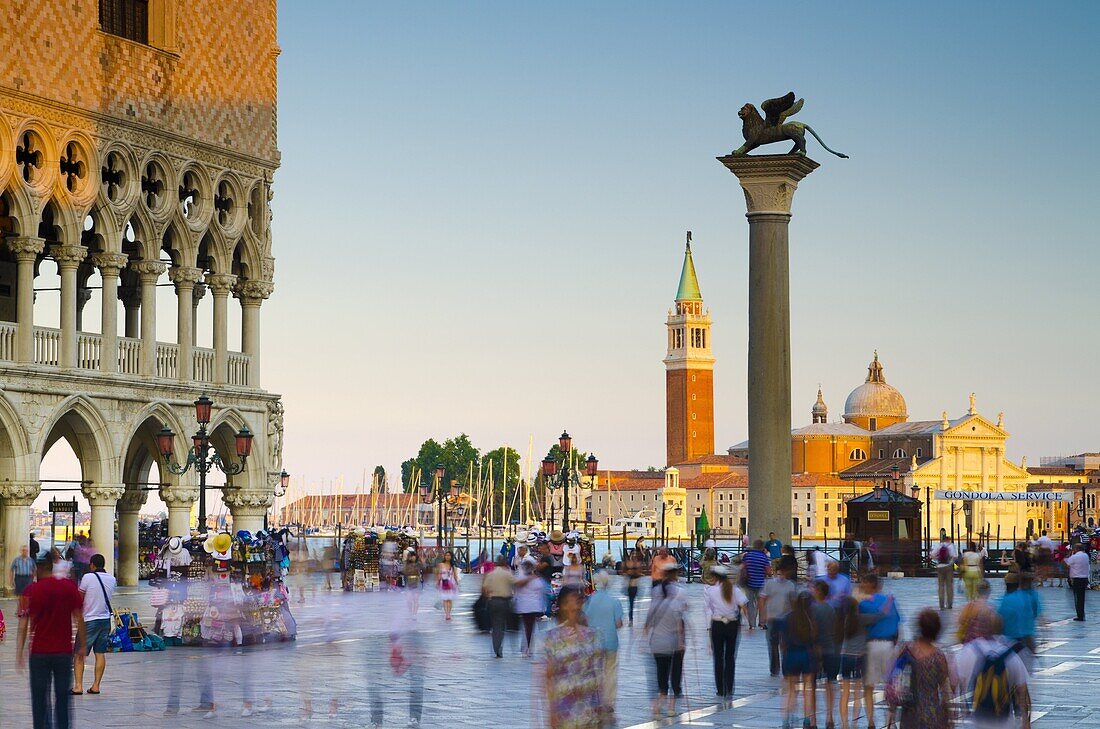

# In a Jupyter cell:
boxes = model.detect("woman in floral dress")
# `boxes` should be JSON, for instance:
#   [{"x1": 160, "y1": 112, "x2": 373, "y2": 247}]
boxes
[
  {"x1": 542, "y1": 585, "x2": 603, "y2": 729},
  {"x1": 899, "y1": 608, "x2": 953, "y2": 729}
]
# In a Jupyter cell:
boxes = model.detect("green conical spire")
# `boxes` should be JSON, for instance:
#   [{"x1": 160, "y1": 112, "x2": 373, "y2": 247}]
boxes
[{"x1": 676, "y1": 231, "x2": 703, "y2": 301}]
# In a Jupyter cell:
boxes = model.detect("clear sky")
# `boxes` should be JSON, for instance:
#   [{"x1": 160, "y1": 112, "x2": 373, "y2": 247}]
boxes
[{"x1": 240, "y1": 1, "x2": 1100, "y2": 493}]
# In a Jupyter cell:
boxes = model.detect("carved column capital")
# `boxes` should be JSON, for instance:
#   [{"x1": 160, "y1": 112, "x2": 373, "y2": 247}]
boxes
[
  {"x1": 91, "y1": 252, "x2": 129, "y2": 276},
  {"x1": 717, "y1": 154, "x2": 819, "y2": 215},
  {"x1": 222, "y1": 488, "x2": 274, "y2": 510},
  {"x1": 7, "y1": 236, "x2": 46, "y2": 262},
  {"x1": 168, "y1": 266, "x2": 204, "y2": 286},
  {"x1": 130, "y1": 260, "x2": 168, "y2": 281},
  {"x1": 0, "y1": 481, "x2": 42, "y2": 506},
  {"x1": 192, "y1": 282, "x2": 208, "y2": 303},
  {"x1": 83, "y1": 485, "x2": 126, "y2": 506},
  {"x1": 233, "y1": 279, "x2": 274, "y2": 303},
  {"x1": 160, "y1": 485, "x2": 200, "y2": 505},
  {"x1": 118, "y1": 489, "x2": 148, "y2": 514},
  {"x1": 51, "y1": 244, "x2": 88, "y2": 269},
  {"x1": 205, "y1": 273, "x2": 237, "y2": 295}
]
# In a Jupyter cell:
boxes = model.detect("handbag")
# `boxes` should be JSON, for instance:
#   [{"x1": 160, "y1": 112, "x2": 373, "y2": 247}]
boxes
[
  {"x1": 884, "y1": 645, "x2": 915, "y2": 707},
  {"x1": 91, "y1": 571, "x2": 116, "y2": 632}
]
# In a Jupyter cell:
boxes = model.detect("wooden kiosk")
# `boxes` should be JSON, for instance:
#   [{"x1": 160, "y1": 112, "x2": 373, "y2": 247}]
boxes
[{"x1": 845, "y1": 485, "x2": 923, "y2": 575}]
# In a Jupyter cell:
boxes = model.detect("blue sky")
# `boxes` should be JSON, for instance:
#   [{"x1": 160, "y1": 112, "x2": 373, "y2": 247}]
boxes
[{"x1": 254, "y1": 1, "x2": 1100, "y2": 489}]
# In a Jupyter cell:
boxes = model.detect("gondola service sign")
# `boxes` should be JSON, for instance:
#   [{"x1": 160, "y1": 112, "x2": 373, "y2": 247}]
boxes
[{"x1": 934, "y1": 490, "x2": 1072, "y2": 502}]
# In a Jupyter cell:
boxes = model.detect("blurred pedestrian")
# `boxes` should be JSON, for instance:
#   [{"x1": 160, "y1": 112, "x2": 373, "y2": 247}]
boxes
[
  {"x1": 781, "y1": 591, "x2": 818, "y2": 729},
  {"x1": 765, "y1": 532, "x2": 783, "y2": 562},
  {"x1": 10, "y1": 544, "x2": 35, "y2": 596},
  {"x1": 961, "y1": 542, "x2": 983, "y2": 601},
  {"x1": 759, "y1": 559, "x2": 797, "y2": 676},
  {"x1": 436, "y1": 551, "x2": 460, "y2": 621},
  {"x1": 583, "y1": 571, "x2": 624, "y2": 723},
  {"x1": 820, "y1": 559, "x2": 852, "y2": 609},
  {"x1": 17, "y1": 558, "x2": 85, "y2": 729},
  {"x1": 1012, "y1": 542, "x2": 1032, "y2": 574},
  {"x1": 402, "y1": 549, "x2": 423, "y2": 612},
  {"x1": 623, "y1": 552, "x2": 643, "y2": 626},
  {"x1": 704, "y1": 564, "x2": 747, "y2": 698},
  {"x1": 956, "y1": 580, "x2": 995, "y2": 645},
  {"x1": 955, "y1": 626, "x2": 1032, "y2": 729},
  {"x1": 515, "y1": 557, "x2": 547, "y2": 655},
  {"x1": 73, "y1": 553, "x2": 115, "y2": 695},
  {"x1": 998, "y1": 572, "x2": 1040, "y2": 665},
  {"x1": 935, "y1": 535, "x2": 957, "y2": 609},
  {"x1": 741, "y1": 540, "x2": 771, "y2": 629},
  {"x1": 1066, "y1": 543, "x2": 1090, "y2": 621},
  {"x1": 645, "y1": 563, "x2": 689, "y2": 718},
  {"x1": 542, "y1": 585, "x2": 602, "y2": 729},
  {"x1": 836, "y1": 595, "x2": 867, "y2": 729},
  {"x1": 481, "y1": 555, "x2": 516, "y2": 657},
  {"x1": 812, "y1": 580, "x2": 840, "y2": 729},
  {"x1": 650, "y1": 547, "x2": 676, "y2": 584},
  {"x1": 858, "y1": 573, "x2": 901, "y2": 729},
  {"x1": 29, "y1": 532, "x2": 40, "y2": 560},
  {"x1": 897, "y1": 609, "x2": 951, "y2": 729}
]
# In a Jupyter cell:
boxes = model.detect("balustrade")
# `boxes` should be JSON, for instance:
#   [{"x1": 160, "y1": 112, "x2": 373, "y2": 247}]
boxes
[
  {"x1": 0, "y1": 322, "x2": 15, "y2": 361},
  {"x1": 156, "y1": 342, "x2": 179, "y2": 379}
]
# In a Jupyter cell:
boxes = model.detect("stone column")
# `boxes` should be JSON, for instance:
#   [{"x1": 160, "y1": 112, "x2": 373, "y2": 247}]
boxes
[
  {"x1": 0, "y1": 482, "x2": 40, "y2": 595},
  {"x1": 10, "y1": 237, "x2": 45, "y2": 363},
  {"x1": 75, "y1": 285, "x2": 93, "y2": 332},
  {"x1": 84, "y1": 485, "x2": 125, "y2": 575},
  {"x1": 160, "y1": 484, "x2": 199, "y2": 537},
  {"x1": 954, "y1": 447, "x2": 964, "y2": 490},
  {"x1": 169, "y1": 267, "x2": 203, "y2": 382},
  {"x1": 223, "y1": 488, "x2": 272, "y2": 533},
  {"x1": 206, "y1": 274, "x2": 236, "y2": 384},
  {"x1": 234, "y1": 280, "x2": 273, "y2": 386},
  {"x1": 719, "y1": 154, "x2": 818, "y2": 542},
  {"x1": 119, "y1": 285, "x2": 141, "y2": 338},
  {"x1": 91, "y1": 253, "x2": 128, "y2": 374},
  {"x1": 52, "y1": 244, "x2": 88, "y2": 368},
  {"x1": 116, "y1": 490, "x2": 146, "y2": 585},
  {"x1": 191, "y1": 283, "x2": 206, "y2": 346},
  {"x1": 131, "y1": 261, "x2": 167, "y2": 376}
]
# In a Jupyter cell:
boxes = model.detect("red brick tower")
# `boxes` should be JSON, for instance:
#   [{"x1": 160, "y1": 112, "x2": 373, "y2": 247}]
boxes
[{"x1": 665, "y1": 233, "x2": 715, "y2": 466}]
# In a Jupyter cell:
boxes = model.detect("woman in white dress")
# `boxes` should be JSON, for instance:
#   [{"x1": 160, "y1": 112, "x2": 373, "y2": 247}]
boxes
[{"x1": 435, "y1": 551, "x2": 460, "y2": 620}]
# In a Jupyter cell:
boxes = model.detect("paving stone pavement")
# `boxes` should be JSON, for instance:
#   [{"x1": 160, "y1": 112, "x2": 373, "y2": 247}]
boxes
[{"x1": 0, "y1": 575, "x2": 1098, "y2": 728}]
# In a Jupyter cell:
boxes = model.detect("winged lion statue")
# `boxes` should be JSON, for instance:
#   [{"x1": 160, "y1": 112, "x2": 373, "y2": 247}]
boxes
[{"x1": 731, "y1": 92, "x2": 848, "y2": 159}]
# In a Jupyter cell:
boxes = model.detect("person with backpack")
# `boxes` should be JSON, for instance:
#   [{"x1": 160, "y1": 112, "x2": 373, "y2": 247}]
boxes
[
  {"x1": 895, "y1": 609, "x2": 952, "y2": 729},
  {"x1": 955, "y1": 630, "x2": 1031, "y2": 729},
  {"x1": 935, "y1": 536, "x2": 958, "y2": 609}
]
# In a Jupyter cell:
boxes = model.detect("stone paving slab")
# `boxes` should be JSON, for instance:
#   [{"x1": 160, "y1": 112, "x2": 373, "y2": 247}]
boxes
[{"x1": 0, "y1": 575, "x2": 1097, "y2": 728}]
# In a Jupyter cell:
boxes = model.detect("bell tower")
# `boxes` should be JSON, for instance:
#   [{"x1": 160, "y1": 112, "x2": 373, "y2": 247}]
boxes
[{"x1": 664, "y1": 233, "x2": 715, "y2": 466}]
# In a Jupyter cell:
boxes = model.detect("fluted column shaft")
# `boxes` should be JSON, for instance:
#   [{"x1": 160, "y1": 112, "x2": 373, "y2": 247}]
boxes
[
  {"x1": 91, "y1": 253, "x2": 128, "y2": 374},
  {"x1": 131, "y1": 261, "x2": 167, "y2": 376},
  {"x1": 169, "y1": 267, "x2": 203, "y2": 381},
  {"x1": 10, "y1": 237, "x2": 45, "y2": 363},
  {"x1": 207, "y1": 274, "x2": 236, "y2": 384}
]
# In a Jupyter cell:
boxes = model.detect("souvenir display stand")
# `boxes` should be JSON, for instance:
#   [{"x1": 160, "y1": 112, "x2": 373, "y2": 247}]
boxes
[
  {"x1": 341, "y1": 527, "x2": 420, "y2": 591},
  {"x1": 137, "y1": 521, "x2": 164, "y2": 580},
  {"x1": 511, "y1": 528, "x2": 596, "y2": 614},
  {"x1": 149, "y1": 530, "x2": 297, "y2": 646}
]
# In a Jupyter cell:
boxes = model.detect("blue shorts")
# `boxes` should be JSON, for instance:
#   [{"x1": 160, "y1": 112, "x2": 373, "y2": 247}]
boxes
[
  {"x1": 819, "y1": 652, "x2": 840, "y2": 681},
  {"x1": 84, "y1": 618, "x2": 111, "y2": 655},
  {"x1": 839, "y1": 654, "x2": 863, "y2": 680},
  {"x1": 783, "y1": 644, "x2": 817, "y2": 676}
]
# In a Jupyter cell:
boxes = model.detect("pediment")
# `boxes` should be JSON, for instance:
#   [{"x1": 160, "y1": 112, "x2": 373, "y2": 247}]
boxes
[{"x1": 943, "y1": 413, "x2": 1006, "y2": 439}]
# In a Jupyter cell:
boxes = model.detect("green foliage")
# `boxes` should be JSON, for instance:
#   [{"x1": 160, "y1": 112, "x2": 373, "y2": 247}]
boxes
[
  {"x1": 400, "y1": 434, "x2": 480, "y2": 492},
  {"x1": 372, "y1": 465, "x2": 387, "y2": 490}
]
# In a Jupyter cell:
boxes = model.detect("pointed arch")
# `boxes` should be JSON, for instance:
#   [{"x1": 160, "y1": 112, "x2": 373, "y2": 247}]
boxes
[
  {"x1": 208, "y1": 407, "x2": 260, "y2": 491},
  {"x1": 37, "y1": 395, "x2": 116, "y2": 487},
  {"x1": 121, "y1": 401, "x2": 188, "y2": 490},
  {"x1": 0, "y1": 391, "x2": 34, "y2": 483},
  {"x1": 39, "y1": 196, "x2": 83, "y2": 247},
  {"x1": 1, "y1": 182, "x2": 36, "y2": 236},
  {"x1": 202, "y1": 226, "x2": 233, "y2": 275}
]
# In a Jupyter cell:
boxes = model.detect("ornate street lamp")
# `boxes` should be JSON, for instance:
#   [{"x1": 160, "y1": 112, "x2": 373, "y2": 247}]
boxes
[
  {"x1": 541, "y1": 431, "x2": 597, "y2": 531},
  {"x1": 420, "y1": 465, "x2": 463, "y2": 548},
  {"x1": 156, "y1": 394, "x2": 253, "y2": 533}
]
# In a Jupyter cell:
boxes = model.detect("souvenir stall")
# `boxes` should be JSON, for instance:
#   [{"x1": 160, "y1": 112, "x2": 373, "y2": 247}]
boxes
[
  {"x1": 341, "y1": 526, "x2": 420, "y2": 591},
  {"x1": 149, "y1": 529, "x2": 297, "y2": 646},
  {"x1": 516, "y1": 527, "x2": 595, "y2": 614},
  {"x1": 137, "y1": 521, "x2": 164, "y2": 580}
]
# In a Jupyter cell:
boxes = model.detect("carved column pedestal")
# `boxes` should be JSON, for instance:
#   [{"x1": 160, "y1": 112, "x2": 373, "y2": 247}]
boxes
[
  {"x1": 718, "y1": 154, "x2": 819, "y2": 543},
  {"x1": 0, "y1": 482, "x2": 41, "y2": 594}
]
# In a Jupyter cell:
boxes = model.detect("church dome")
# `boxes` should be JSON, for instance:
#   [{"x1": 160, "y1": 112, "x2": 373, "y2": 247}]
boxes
[
  {"x1": 843, "y1": 352, "x2": 907, "y2": 422},
  {"x1": 811, "y1": 388, "x2": 828, "y2": 423}
]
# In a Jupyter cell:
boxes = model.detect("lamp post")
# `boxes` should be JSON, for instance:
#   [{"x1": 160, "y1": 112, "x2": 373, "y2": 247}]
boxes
[
  {"x1": 660, "y1": 499, "x2": 683, "y2": 548},
  {"x1": 266, "y1": 469, "x2": 290, "y2": 530},
  {"x1": 419, "y1": 465, "x2": 462, "y2": 549},
  {"x1": 891, "y1": 464, "x2": 901, "y2": 571},
  {"x1": 157, "y1": 395, "x2": 253, "y2": 533},
  {"x1": 541, "y1": 431, "x2": 598, "y2": 531}
]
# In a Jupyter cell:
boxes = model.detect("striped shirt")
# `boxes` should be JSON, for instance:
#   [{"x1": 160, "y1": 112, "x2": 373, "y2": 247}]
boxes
[
  {"x1": 11, "y1": 556, "x2": 35, "y2": 576},
  {"x1": 741, "y1": 550, "x2": 770, "y2": 589}
]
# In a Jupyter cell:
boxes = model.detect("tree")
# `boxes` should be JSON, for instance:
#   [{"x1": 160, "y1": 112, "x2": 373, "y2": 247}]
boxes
[
  {"x1": 482, "y1": 445, "x2": 522, "y2": 524},
  {"x1": 372, "y1": 465, "x2": 387, "y2": 492},
  {"x1": 400, "y1": 434, "x2": 480, "y2": 493}
]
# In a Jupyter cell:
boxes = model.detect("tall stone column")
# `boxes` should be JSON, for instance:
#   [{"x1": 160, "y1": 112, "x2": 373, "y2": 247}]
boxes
[
  {"x1": 223, "y1": 488, "x2": 272, "y2": 533},
  {"x1": 207, "y1": 274, "x2": 236, "y2": 384},
  {"x1": 719, "y1": 154, "x2": 819, "y2": 542},
  {"x1": 235, "y1": 280, "x2": 273, "y2": 386},
  {"x1": 132, "y1": 261, "x2": 167, "y2": 376},
  {"x1": 116, "y1": 490, "x2": 146, "y2": 585},
  {"x1": 169, "y1": 267, "x2": 203, "y2": 381},
  {"x1": 84, "y1": 485, "x2": 125, "y2": 575},
  {"x1": 53, "y1": 245, "x2": 88, "y2": 368},
  {"x1": 0, "y1": 482, "x2": 40, "y2": 595},
  {"x1": 160, "y1": 484, "x2": 199, "y2": 537},
  {"x1": 10, "y1": 237, "x2": 45, "y2": 363},
  {"x1": 119, "y1": 285, "x2": 141, "y2": 338},
  {"x1": 91, "y1": 253, "x2": 128, "y2": 374}
]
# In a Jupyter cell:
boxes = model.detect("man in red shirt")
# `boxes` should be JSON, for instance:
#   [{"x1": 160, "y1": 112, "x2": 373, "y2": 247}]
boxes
[{"x1": 17, "y1": 559, "x2": 85, "y2": 729}]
